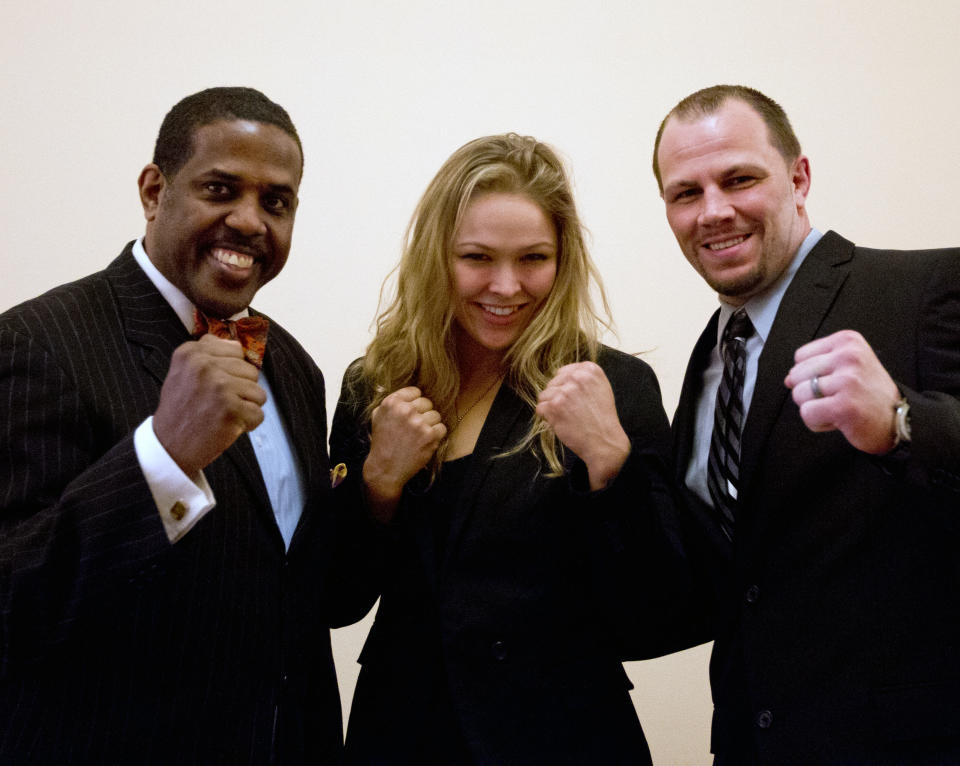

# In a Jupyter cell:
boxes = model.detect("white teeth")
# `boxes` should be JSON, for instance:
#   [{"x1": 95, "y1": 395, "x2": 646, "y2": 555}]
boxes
[
  {"x1": 213, "y1": 248, "x2": 254, "y2": 268},
  {"x1": 708, "y1": 236, "x2": 747, "y2": 251},
  {"x1": 482, "y1": 304, "x2": 517, "y2": 316}
]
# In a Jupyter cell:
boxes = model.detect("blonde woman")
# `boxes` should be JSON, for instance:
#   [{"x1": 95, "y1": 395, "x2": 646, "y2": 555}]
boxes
[{"x1": 331, "y1": 134, "x2": 684, "y2": 765}]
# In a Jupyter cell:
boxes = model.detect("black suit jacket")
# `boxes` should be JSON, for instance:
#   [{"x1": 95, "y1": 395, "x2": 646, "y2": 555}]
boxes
[
  {"x1": 0, "y1": 244, "x2": 378, "y2": 765},
  {"x1": 331, "y1": 348, "x2": 689, "y2": 766},
  {"x1": 673, "y1": 231, "x2": 960, "y2": 764}
]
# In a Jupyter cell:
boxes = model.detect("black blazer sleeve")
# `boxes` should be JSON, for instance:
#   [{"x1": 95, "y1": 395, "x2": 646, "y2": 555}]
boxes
[
  {"x1": 881, "y1": 247, "x2": 960, "y2": 505},
  {"x1": 571, "y1": 349, "x2": 707, "y2": 659},
  {"x1": 0, "y1": 278, "x2": 174, "y2": 678}
]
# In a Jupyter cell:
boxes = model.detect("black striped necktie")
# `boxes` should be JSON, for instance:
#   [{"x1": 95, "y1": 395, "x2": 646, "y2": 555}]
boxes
[{"x1": 707, "y1": 308, "x2": 755, "y2": 542}]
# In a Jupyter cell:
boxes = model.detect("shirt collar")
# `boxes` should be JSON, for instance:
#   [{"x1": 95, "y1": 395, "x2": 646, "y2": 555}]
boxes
[
  {"x1": 132, "y1": 237, "x2": 249, "y2": 334},
  {"x1": 716, "y1": 228, "x2": 823, "y2": 346}
]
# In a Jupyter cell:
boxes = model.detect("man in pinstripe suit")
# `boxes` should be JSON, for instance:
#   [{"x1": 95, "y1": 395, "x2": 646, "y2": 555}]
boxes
[{"x1": 0, "y1": 88, "x2": 379, "y2": 764}]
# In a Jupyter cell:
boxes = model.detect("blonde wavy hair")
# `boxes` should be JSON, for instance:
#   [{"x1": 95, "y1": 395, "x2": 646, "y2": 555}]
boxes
[{"x1": 360, "y1": 133, "x2": 612, "y2": 475}]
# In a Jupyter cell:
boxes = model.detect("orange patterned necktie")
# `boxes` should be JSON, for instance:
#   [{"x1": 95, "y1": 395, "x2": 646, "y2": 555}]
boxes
[{"x1": 193, "y1": 309, "x2": 270, "y2": 369}]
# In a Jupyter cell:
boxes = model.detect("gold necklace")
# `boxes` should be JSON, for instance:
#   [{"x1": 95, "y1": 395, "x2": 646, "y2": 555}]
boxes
[{"x1": 454, "y1": 376, "x2": 502, "y2": 426}]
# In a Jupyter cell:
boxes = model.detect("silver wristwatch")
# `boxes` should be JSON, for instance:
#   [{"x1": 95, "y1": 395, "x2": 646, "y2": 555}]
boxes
[{"x1": 892, "y1": 396, "x2": 912, "y2": 447}]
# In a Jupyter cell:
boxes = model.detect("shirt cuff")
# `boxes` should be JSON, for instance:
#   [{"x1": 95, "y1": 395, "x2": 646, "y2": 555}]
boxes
[{"x1": 133, "y1": 417, "x2": 216, "y2": 543}]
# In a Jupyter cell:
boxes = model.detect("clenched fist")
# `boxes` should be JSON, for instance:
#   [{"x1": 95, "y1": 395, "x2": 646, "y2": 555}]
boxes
[
  {"x1": 537, "y1": 362, "x2": 630, "y2": 490},
  {"x1": 784, "y1": 329, "x2": 901, "y2": 454},
  {"x1": 362, "y1": 387, "x2": 446, "y2": 520},
  {"x1": 154, "y1": 334, "x2": 266, "y2": 476}
]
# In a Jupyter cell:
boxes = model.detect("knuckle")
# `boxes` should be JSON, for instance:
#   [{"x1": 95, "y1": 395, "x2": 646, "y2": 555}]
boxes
[
  {"x1": 582, "y1": 361, "x2": 601, "y2": 375},
  {"x1": 210, "y1": 375, "x2": 233, "y2": 398},
  {"x1": 172, "y1": 341, "x2": 194, "y2": 360},
  {"x1": 382, "y1": 392, "x2": 399, "y2": 408},
  {"x1": 835, "y1": 370, "x2": 856, "y2": 392},
  {"x1": 840, "y1": 344, "x2": 858, "y2": 362}
]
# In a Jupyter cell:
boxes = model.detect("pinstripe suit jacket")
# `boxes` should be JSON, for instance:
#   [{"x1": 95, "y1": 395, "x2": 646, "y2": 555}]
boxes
[{"x1": 0, "y1": 243, "x2": 378, "y2": 765}]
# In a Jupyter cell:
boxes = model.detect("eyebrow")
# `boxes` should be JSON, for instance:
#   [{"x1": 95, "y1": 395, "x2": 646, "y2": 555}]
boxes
[
  {"x1": 454, "y1": 240, "x2": 557, "y2": 250},
  {"x1": 664, "y1": 163, "x2": 767, "y2": 194},
  {"x1": 201, "y1": 169, "x2": 296, "y2": 195},
  {"x1": 663, "y1": 179, "x2": 700, "y2": 197},
  {"x1": 721, "y1": 163, "x2": 764, "y2": 178}
]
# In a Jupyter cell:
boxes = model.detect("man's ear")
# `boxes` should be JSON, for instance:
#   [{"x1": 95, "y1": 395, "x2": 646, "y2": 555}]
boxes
[
  {"x1": 792, "y1": 155, "x2": 811, "y2": 212},
  {"x1": 138, "y1": 164, "x2": 166, "y2": 222}
]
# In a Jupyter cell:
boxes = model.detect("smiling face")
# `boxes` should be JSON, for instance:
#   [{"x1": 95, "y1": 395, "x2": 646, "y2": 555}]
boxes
[
  {"x1": 450, "y1": 192, "x2": 558, "y2": 362},
  {"x1": 139, "y1": 119, "x2": 302, "y2": 317},
  {"x1": 657, "y1": 98, "x2": 811, "y2": 305}
]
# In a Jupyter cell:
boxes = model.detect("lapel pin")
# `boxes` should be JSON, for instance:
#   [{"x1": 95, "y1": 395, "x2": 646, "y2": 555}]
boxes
[{"x1": 330, "y1": 463, "x2": 348, "y2": 488}]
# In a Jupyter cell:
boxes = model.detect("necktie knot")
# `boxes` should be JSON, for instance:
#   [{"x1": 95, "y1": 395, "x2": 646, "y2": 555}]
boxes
[
  {"x1": 194, "y1": 309, "x2": 269, "y2": 369},
  {"x1": 723, "y1": 308, "x2": 755, "y2": 348}
]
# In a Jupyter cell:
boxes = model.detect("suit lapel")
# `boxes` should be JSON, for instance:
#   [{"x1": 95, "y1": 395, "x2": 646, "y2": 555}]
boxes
[
  {"x1": 260, "y1": 327, "x2": 326, "y2": 547},
  {"x1": 261, "y1": 331, "x2": 318, "y2": 480},
  {"x1": 109, "y1": 244, "x2": 191, "y2": 384},
  {"x1": 439, "y1": 383, "x2": 528, "y2": 576},
  {"x1": 672, "y1": 310, "x2": 720, "y2": 483},
  {"x1": 673, "y1": 310, "x2": 737, "y2": 558},
  {"x1": 737, "y1": 231, "x2": 854, "y2": 506}
]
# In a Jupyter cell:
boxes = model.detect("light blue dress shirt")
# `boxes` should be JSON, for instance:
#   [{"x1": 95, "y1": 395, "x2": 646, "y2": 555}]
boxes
[{"x1": 248, "y1": 376, "x2": 306, "y2": 549}]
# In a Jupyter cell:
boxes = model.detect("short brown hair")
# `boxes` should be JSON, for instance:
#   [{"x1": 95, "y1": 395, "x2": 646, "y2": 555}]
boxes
[{"x1": 652, "y1": 84, "x2": 801, "y2": 192}]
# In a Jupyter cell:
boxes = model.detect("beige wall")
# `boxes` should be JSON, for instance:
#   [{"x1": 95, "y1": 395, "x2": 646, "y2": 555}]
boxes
[{"x1": 3, "y1": 1, "x2": 958, "y2": 762}]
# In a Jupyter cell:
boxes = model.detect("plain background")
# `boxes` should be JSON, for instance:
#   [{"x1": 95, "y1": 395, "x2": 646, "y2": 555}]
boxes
[{"x1": 2, "y1": 2, "x2": 958, "y2": 762}]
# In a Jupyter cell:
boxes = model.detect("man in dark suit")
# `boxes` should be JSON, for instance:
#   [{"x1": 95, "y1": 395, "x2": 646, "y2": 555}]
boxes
[
  {"x1": 654, "y1": 85, "x2": 960, "y2": 764},
  {"x1": 0, "y1": 87, "x2": 377, "y2": 764}
]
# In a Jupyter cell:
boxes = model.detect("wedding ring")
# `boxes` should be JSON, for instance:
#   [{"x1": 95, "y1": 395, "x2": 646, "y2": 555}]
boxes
[{"x1": 810, "y1": 375, "x2": 824, "y2": 399}]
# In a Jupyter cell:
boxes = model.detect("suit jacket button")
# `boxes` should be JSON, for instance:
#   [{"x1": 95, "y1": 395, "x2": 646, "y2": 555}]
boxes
[
  {"x1": 756, "y1": 709, "x2": 773, "y2": 729},
  {"x1": 745, "y1": 585, "x2": 760, "y2": 604},
  {"x1": 170, "y1": 500, "x2": 187, "y2": 521},
  {"x1": 491, "y1": 640, "x2": 508, "y2": 661}
]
